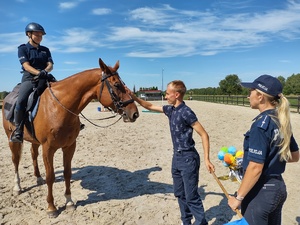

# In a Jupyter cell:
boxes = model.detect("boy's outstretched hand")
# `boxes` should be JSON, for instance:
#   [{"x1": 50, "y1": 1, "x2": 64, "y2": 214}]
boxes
[{"x1": 125, "y1": 86, "x2": 134, "y2": 96}]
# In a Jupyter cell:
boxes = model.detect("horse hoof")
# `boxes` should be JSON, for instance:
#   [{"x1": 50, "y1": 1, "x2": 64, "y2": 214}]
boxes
[
  {"x1": 12, "y1": 190, "x2": 21, "y2": 196},
  {"x1": 12, "y1": 187, "x2": 22, "y2": 196},
  {"x1": 47, "y1": 210, "x2": 58, "y2": 218},
  {"x1": 66, "y1": 204, "x2": 76, "y2": 211}
]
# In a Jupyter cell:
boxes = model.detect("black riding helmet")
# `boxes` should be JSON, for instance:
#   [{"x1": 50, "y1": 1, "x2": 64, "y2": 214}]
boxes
[{"x1": 25, "y1": 22, "x2": 46, "y2": 36}]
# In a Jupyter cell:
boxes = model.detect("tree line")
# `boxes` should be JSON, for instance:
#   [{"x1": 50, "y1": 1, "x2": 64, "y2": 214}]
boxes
[
  {"x1": 188, "y1": 73, "x2": 300, "y2": 96},
  {"x1": 0, "y1": 91, "x2": 9, "y2": 100}
]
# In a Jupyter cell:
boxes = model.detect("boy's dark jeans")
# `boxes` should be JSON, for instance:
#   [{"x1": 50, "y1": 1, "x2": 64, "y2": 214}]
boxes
[{"x1": 172, "y1": 149, "x2": 208, "y2": 225}]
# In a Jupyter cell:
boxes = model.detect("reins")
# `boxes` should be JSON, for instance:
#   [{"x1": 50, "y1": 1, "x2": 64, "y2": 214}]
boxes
[
  {"x1": 46, "y1": 70, "x2": 129, "y2": 128},
  {"x1": 79, "y1": 111, "x2": 123, "y2": 128}
]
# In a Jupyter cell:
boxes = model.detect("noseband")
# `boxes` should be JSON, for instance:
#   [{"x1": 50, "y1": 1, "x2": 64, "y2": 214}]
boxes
[{"x1": 99, "y1": 71, "x2": 134, "y2": 112}]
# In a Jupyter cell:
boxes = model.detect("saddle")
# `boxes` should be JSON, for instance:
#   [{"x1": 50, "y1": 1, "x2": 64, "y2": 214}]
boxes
[{"x1": 3, "y1": 83, "x2": 41, "y2": 138}]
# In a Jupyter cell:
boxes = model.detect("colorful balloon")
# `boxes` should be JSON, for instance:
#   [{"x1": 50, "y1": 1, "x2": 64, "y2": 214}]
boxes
[
  {"x1": 218, "y1": 151, "x2": 225, "y2": 160},
  {"x1": 223, "y1": 161, "x2": 230, "y2": 167},
  {"x1": 235, "y1": 150, "x2": 244, "y2": 158},
  {"x1": 224, "y1": 153, "x2": 235, "y2": 165},
  {"x1": 220, "y1": 146, "x2": 228, "y2": 153},
  {"x1": 217, "y1": 146, "x2": 244, "y2": 170},
  {"x1": 228, "y1": 146, "x2": 237, "y2": 156}
]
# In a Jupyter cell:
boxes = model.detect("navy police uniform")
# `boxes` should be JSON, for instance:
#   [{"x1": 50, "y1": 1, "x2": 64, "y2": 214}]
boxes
[
  {"x1": 242, "y1": 109, "x2": 298, "y2": 225},
  {"x1": 163, "y1": 102, "x2": 208, "y2": 225},
  {"x1": 16, "y1": 42, "x2": 53, "y2": 111},
  {"x1": 18, "y1": 42, "x2": 53, "y2": 82}
]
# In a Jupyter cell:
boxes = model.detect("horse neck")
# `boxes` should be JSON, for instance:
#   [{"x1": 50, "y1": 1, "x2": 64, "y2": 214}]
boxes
[{"x1": 49, "y1": 69, "x2": 101, "y2": 114}]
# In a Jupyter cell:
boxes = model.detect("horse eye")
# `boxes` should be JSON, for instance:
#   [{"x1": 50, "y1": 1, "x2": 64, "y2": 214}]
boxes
[{"x1": 114, "y1": 83, "x2": 121, "y2": 88}]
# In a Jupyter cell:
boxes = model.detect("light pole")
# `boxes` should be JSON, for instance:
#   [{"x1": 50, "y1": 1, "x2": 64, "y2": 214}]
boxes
[
  {"x1": 161, "y1": 68, "x2": 164, "y2": 104},
  {"x1": 161, "y1": 68, "x2": 164, "y2": 92}
]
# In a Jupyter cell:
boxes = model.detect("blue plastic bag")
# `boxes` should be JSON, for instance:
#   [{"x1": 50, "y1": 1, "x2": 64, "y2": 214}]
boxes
[{"x1": 224, "y1": 217, "x2": 248, "y2": 225}]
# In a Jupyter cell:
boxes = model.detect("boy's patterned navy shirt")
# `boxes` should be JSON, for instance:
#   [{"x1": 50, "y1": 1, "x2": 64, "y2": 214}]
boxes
[{"x1": 163, "y1": 102, "x2": 198, "y2": 151}]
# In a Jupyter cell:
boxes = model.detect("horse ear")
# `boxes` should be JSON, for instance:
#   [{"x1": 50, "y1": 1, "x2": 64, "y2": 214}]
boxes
[
  {"x1": 113, "y1": 60, "x2": 120, "y2": 71},
  {"x1": 99, "y1": 58, "x2": 106, "y2": 71}
]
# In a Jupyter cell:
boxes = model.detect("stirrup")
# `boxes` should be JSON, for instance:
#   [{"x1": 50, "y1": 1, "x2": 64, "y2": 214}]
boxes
[{"x1": 10, "y1": 131, "x2": 23, "y2": 143}]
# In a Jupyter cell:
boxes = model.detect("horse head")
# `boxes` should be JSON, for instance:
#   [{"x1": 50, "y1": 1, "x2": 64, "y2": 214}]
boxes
[{"x1": 98, "y1": 58, "x2": 139, "y2": 122}]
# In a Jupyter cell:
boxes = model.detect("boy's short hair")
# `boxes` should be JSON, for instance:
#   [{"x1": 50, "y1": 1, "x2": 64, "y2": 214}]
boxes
[{"x1": 168, "y1": 80, "x2": 186, "y2": 96}]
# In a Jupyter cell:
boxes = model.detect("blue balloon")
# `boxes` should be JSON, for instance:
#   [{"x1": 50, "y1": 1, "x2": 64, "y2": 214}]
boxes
[
  {"x1": 223, "y1": 161, "x2": 230, "y2": 167},
  {"x1": 218, "y1": 151, "x2": 225, "y2": 160},
  {"x1": 228, "y1": 146, "x2": 237, "y2": 156}
]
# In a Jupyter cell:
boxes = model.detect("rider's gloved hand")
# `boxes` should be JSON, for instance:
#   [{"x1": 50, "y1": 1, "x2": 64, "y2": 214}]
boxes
[
  {"x1": 38, "y1": 70, "x2": 48, "y2": 79},
  {"x1": 47, "y1": 74, "x2": 57, "y2": 82}
]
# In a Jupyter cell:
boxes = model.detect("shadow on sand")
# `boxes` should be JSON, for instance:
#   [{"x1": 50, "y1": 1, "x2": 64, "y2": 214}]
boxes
[
  {"x1": 54, "y1": 166, "x2": 236, "y2": 223},
  {"x1": 199, "y1": 185, "x2": 236, "y2": 225},
  {"x1": 62, "y1": 165, "x2": 174, "y2": 206}
]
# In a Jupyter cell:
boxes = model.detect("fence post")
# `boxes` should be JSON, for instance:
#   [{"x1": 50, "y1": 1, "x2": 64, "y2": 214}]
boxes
[{"x1": 298, "y1": 96, "x2": 300, "y2": 113}]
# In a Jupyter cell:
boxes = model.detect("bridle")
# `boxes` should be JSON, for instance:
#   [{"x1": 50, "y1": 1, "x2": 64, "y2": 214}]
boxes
[
  {"x1": 47, "y1": 70, "x2": 134, "y2": 128},
  {"x1": 99, "y1": 70, "x2": 134, "y2": 113}
]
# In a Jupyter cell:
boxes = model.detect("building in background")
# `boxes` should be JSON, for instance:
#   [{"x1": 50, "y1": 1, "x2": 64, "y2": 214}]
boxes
[{"x1": 136, "y1": 89, "x2": 163, "y2": 101}]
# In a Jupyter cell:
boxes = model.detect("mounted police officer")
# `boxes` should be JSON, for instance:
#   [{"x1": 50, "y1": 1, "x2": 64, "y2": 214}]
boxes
[{"x1": 11, "y1": 22, "x2": 55, "y2": 143}]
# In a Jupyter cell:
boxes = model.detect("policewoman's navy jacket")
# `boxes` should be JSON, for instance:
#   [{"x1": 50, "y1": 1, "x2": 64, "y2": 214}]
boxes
[{"x1": 243, "y1": 109, "x2": 298, "y2": 177}]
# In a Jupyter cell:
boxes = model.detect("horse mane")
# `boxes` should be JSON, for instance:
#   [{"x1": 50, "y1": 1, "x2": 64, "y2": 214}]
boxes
[
  {"x1": 59, "y1": 68, "x2": 100, "y2": 82},
  {"x1": 51, "y1": 64, "x2": 117, "y2": 88}
]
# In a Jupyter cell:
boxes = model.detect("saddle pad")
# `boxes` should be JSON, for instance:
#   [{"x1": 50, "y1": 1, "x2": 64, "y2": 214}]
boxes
[{"x1": 3, "y1": 84, "x2": 21, "y2": 121}]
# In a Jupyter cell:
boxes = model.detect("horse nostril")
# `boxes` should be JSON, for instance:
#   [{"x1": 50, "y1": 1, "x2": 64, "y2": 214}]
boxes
[{"x1": 133, "y1": 112, "x2": 139, "y2": 119}]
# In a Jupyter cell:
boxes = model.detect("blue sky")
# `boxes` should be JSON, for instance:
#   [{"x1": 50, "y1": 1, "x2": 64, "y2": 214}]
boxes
[{"x1": 1, "y1": 0, "x2": 300, "y2": 92}]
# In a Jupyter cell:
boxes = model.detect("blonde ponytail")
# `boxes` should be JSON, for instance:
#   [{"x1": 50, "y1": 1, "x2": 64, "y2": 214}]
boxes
[
  {"x1": 277, "y1": 94, "x2": 292, "y2": 161},
  {"x1": 257, "y1": 90, "x2": 292, "y2": 161}
]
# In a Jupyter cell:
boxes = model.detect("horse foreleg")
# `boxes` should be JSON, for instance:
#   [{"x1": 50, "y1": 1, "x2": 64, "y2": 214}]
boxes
[
  {"x1": 31, "y1": 143, "x2": 44, "y2": 185},
  {"x1": 63, "y1": 142, "x2": 76, "y2": 210},
  {"x1": 42, "y1": 147, "x2": 58, "y2": 218},
  {"x1": 9, "y1": 142, "x2": 23, "y2": 195}
]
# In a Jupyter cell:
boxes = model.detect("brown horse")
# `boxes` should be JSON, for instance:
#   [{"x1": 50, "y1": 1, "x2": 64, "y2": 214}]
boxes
[{"x1": 2, "y1": 58, "x2": 139, "y2": 217}]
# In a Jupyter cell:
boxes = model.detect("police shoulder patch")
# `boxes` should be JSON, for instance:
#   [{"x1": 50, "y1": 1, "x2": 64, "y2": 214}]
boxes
[{"x1": 256, "y1": 115, "x2": 270, "y2": 130}]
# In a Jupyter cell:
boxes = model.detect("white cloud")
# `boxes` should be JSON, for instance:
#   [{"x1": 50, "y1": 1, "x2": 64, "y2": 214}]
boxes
[
  {"x1": 279, "y1": 60, "x2": 291, "y2": 63},
  {"x1": 58, "y1": 0, "x2": 86, "y2": 10},
  {"x1": 104, "y1": 2, "x2": 300, "y2": 58},
  {"x1": 21, "y1": 17, "x2": 29, "y2": 22},
  {"x1": 6, "y1": 1, "x2": 300, "y2": 58},
  {"x1": 59, "y1": 2, "x2": 78, "y2": 10},
  {"x1": 129, "y1": 7, "x2": 170, "y2": 25},
  {"x1": 0, "y1": 33, "x2": 27, "y2": 53},
  {"x1": 61, "y1": 28, "x2": 101, "y2": 46},
  {"x1": 47, "y1": 28, "x2": 105, "y2": 53},
  {"x1": 64, "y1": 61, "x2": 78, "y2": 64},
  {"x1": 92, "y1": 8, "x2": 111, "y2": 15},
  {"x1": 63, "y1": 47, "x2": 93, "y2": 53}
]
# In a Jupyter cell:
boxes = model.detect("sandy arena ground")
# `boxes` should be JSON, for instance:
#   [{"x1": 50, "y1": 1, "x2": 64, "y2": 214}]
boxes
[{"x1": 1, "y1": 101, "x2": 299, "y2": 225}]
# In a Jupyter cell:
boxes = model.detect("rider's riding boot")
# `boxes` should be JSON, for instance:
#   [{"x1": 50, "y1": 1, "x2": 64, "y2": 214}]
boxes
[{"x1": 10, "y1": 109, "x2": 25, "y2": 143}]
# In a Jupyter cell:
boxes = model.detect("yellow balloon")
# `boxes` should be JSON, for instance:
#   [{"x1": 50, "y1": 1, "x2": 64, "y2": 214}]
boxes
[{"x1": 236, "y1": 150, "x2": 244, "y2": 158}]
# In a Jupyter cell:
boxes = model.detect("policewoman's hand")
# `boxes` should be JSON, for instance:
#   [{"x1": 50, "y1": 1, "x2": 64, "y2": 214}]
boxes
[
  {"x1": 47, "y1": 74, "x2": 57, "y2": 82},
  {"x1": 38, "y1": 70, "x2": 48, "y2": 79},
  {"x1": 228, "y1": 194, "x2": 242, "y2": 211}
]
